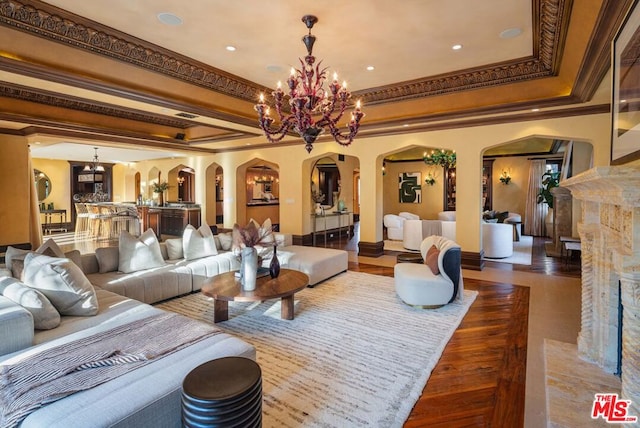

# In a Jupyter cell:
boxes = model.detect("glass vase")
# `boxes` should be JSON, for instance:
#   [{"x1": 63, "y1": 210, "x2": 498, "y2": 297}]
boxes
[
  {"x1": 241, "y1": 247, "x2": 258, "y2": 291},
  {"x1": 269, "y1": 244, "x2": 280, "y2": 278}
]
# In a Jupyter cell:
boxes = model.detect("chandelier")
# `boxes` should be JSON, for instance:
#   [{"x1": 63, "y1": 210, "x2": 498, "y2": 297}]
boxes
[
  {"x1": 423, "y1": 149, "x2": 456, "y2": 169},
  {"x1": 254, "y1": 15, "x2": 365, "y2": 153},
  {"x1": 83, "y1": 147, "x2": 105, "y2": 172}
]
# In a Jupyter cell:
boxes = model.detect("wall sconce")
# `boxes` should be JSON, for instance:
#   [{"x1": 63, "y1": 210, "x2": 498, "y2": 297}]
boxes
[
  {"x1": 499, "y1": 169, "x2": 511, "y2": 185},
  {"x1": 424, "y1": 169, "x2": 437, "y2": 186},
  {"x1": 177, "y1": 176, "x2": 186, "y2": 186}
]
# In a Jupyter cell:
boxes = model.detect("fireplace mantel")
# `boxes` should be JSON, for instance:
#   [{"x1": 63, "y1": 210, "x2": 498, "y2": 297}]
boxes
[{"x1": 562, "y1": 165, "x2": 640, "y2": 424}]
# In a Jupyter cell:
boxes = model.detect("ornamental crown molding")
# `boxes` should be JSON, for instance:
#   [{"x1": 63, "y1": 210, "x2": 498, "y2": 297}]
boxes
[{"x1": 0, "y1": 0, "x2": 569, "y2": 105}]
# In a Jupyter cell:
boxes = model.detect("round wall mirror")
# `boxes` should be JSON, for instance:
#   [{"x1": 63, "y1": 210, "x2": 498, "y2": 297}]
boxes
[
  {"x1": 34, "y1": 169, "x2": 51, "y2": 202},
  {"x1": 311, "y1": 157, "x2": 341, "y2": 208}
]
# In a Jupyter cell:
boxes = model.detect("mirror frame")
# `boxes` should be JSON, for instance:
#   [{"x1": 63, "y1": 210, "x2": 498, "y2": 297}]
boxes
[
  {"x1": 311, "y1": 157, "x2": 341, "y2": 208},
  {"x1": 34, "y1": 169, "x2": 52, "y2": 202}
]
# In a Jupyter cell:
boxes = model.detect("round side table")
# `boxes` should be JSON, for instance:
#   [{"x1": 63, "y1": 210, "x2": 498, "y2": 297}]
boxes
[
  {"x1": 396, "y1": 252, "x2": 424, "y2": 264},
  {"x1": 182, "y1": 357, "x2": 262, "y2": 428}
]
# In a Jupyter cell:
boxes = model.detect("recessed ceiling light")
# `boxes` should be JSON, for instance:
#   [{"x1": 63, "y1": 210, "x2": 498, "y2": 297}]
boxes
[
  {"x1": 157, "y1": 12, "x2": 183, "y2": 26},
  {"x1": 531, "y1": 108, "x2": 540, "y2": 112},
  {"x1": 452, "y1": 44, "x2": 463, "y2": 51},
  {"x1": 366, "y1": 66, "x2": 375, "y2": 71},
  {"x1": 226, "y1": 46, "x2": 236, "y2": 52},
  {"x1": 403, "y1": 124, "x2": 409, "y2": 127},
  {"x1": 500, "y1": 27, "x2": 522, "y2": 39},
  {"x1": 621, "y1": 99, "x2": 628, "y2": 103}
]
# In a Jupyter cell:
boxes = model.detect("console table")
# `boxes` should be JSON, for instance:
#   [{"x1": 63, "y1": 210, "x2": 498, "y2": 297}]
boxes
[
  {"x1": 312, "y1": 211, "x2": 352, "y2": 247},
  {"x1": 40, "y1": 209, "x2": 67, "y2": 234}
]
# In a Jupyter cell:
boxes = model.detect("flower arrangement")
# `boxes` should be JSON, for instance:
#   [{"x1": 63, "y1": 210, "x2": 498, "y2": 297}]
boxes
[
  {"x1": 232, "y1": 221, "x2": 273, "y2": 248},
  {"x1": 311, "y1": 190, "x2": 325, "y2": 204},
  {"x1": 152, "y1": 181, "x2": 170, "y2": 193}
]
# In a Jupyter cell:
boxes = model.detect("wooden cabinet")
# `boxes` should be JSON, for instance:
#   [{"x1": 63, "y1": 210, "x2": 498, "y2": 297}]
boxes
[
  {"x1": 482, "y1": 160, "x2": 494, "y2": 211},
  {"x1": 137, "y1": 206, "x2": 161, "y2": 238},
  {"x1": 159, "y1": 208, "x2": 201, "y2": 236},
  {"x1": 443, "y1": 167, "x2": 456, "y2": 211}
]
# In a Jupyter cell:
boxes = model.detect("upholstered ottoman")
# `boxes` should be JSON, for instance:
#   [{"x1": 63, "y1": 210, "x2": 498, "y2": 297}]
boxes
[{"x1": 282, "y1": 245, "x2": 348, "y2": 287}]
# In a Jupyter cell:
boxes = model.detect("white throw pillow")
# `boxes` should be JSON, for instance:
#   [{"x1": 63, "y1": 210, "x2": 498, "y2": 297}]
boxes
[
  {"x1": 183, "y1": 223, "x2": 218, "y2": 260},
  {"x1": 118, "y1": 229, "x2": 166, "y2": 274},
  {"x1": 165, "y1": 238, "x2": 184, "y2": 260},
  {"x1": 22, "y1": 253, "x2": 98, "y2": 316},
  {"x1": 0, "y1": 276, "x2": 61, "y2": 330},
  {"x1": 217, "y1": 232, "x2": 233, "y2": 251}
]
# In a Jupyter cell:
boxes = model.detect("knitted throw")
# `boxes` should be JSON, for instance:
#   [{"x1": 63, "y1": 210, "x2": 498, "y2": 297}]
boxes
[{"x1": 0, "y1": 312, "x2": 222, "y2": 428}]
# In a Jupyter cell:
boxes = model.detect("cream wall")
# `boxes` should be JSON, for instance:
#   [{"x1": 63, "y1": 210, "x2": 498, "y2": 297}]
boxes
[
  {"x1": 0, "y1": 137, "x2": 31, "y2": 246},
  {"x1": 31, "y1": 158, "x2": 71, "y2": 216},
  {"x1": 3, "y1": 111, "x2": 611, "y2": 254},
  {"x1": 490, "y1": 156, "x2": 530, "y2": 217},
  {"x1": 383, "y1": 160, "x2": 445, "y2": 220}
]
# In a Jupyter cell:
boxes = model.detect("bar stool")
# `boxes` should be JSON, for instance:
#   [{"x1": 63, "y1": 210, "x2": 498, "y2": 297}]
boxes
[
  {"x1": 74, "y1": 202, "x2": 90, "y2": 239},
  {"x1": 182, "y1": 357, "x2": 262, "y2": 428}
]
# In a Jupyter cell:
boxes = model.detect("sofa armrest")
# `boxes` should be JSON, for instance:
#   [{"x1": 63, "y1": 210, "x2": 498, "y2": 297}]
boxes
[{"x1": 0, "y1": 295, "x2": 34, "y2": 356}]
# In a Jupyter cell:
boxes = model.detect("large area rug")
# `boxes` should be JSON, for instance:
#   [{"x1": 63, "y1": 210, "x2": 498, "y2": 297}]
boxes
[{"x1": 156, "y1": 271, "x2": 477, "y2": 427}]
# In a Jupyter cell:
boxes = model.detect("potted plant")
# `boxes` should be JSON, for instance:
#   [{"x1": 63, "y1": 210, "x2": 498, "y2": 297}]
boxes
[
  {"x1": 537, "y1": 171, "x2": 560, "y2": 238},
  {"x1": 152, "y1": 181, "x2": 170, "y2": 206},
  {"x1": 536, "y1": 171, "x2": 560, "y2": 208}
]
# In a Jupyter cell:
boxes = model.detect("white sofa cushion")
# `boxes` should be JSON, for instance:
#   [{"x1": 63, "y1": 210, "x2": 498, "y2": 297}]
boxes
[
  {"x1": 0, "y1": 295, "x2": 34, "y2": 356},
  {"x1": 0, "y1": 276, "x2": 60, "y2": 330},
  {"x1": 22, "y1": 253, "x2": 99, "y2": 317},
  {"x1": 399, "y1": 212, "x2": 419, "y2": 220},
  {"x1": 183, "y1": 223, "x2": 217, "y2": 260},
  {"x1": 119, "y1": 229, "x2": 165, "y2": 274}
]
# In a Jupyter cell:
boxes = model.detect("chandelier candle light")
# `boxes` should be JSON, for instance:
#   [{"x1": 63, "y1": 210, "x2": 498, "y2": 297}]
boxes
[{"x1": 255, "y1": 15, "x2": 365, "y2": 153}]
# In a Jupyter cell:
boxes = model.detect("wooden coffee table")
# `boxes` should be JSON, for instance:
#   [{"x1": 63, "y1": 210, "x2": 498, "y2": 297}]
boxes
[{"x1": 201, "y1": 269, "x2": 309, "y2": 323}]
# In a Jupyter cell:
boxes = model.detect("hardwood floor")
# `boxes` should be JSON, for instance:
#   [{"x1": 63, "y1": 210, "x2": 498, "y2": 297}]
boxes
[{"x1": 349, "y1": 263, "x2": 529, "y2": 427}]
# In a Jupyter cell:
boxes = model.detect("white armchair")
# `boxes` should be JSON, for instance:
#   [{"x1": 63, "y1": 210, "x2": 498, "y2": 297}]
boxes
[
  {"x1": 394, "y1": 235, "x2": 462, "y2": 307},
  {"x1": 482, "y1": 222, "x2": 513, "y2": 258},
  {"x1": 384, "y1": 212, "x2": 420, "y2": 241},
  {"x1": 383, "y1": 214, "x2": 405, "y2": 241}
]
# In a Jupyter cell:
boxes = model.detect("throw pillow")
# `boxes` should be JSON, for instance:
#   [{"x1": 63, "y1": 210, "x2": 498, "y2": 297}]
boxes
[
  {"x1": 183, "y1": 223, "x2": 218, "y2": 260},
  {"x1": 64, "y1": 250, "x2": 83, "y2": 269},
  {"x1": 22, "y1": 253, "x2": 98, "y2": 316},
  {"x1": 217, "y1": 232, "x2": 233, "y2": 251},
  {"x1": 0, "y1": 276, "x2": 61, "y2": 330},
  {"x1": 165, "y1": 238, "x2": 184, "y2": 260},
  {"x1": 4, "y1": 246, "x2": 30, "y2": 276},
  {"x1": 425, "y1": 245, "x2": 440, "y2": 275},
  {"x1": 496, "y1": 211, "x2": 510, "y2": 223},
  {"x1": 95, "y1": 246, "x2": 120, "y2": 273},
  {"x1": 119, "y1": 229, "x2": 165, "y2": 274},
  {"x1": 37, "y1": 239, "x2": 66, "y2": 258}
]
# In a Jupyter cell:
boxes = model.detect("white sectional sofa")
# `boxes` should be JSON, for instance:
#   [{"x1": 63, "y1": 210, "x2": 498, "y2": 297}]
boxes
[{"x1": 0, "y1": 231, "x2": 348, "y2": 427}]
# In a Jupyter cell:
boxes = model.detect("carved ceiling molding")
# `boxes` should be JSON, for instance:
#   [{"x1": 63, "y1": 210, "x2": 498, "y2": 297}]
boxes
[
  {"x1": 357, "y1": 0, "x2": 569, "y2": 104},
  {"x1": 0, "y1": 0, "x2": 568, "y2": 105},
  {"x1": 0, "y1": 82, "x2": 193, "y2": 128}
]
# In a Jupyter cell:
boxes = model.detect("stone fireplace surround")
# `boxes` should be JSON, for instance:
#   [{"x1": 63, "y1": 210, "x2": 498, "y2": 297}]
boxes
[{"x1": 561, "y1": 166, "x2": 640, "y2": 423}]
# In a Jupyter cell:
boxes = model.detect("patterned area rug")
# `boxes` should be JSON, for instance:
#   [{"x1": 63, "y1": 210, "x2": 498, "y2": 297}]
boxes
[{"x1": 157, "y1": 271, "x2": 477, "y2": 427}]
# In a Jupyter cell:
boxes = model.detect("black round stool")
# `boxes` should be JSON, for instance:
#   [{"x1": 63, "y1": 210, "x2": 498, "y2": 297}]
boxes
[
  {"x1": 396, "y1": 252, "x2": 423, "y2": 264},
  {"x1": 182, "y1": 357, "x2": 262, "y2": 428}
]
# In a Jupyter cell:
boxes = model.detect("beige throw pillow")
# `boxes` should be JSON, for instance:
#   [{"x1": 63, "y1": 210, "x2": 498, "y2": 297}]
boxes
[
  {"x1": 216, "y1": 232, "x2": 233, "y2": 251},
  {"x1": 22, "y1": 253, "x2": 98, "y2": 316},
  {"x1": 165, "y1": 238, "x2": 184, "y2": 260},
  {"x1": 118, "y1": 229, "x2": 165, "y2": 274},
  {"x1": 0, "y1": 276, "x2": 61, "y2": 329},
  {"x1": 95, "y1": 246, "x2": 120, "y2": 273},
  {"x1": 183, "y1": 223, "x2": 218, "y2": 260}
]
